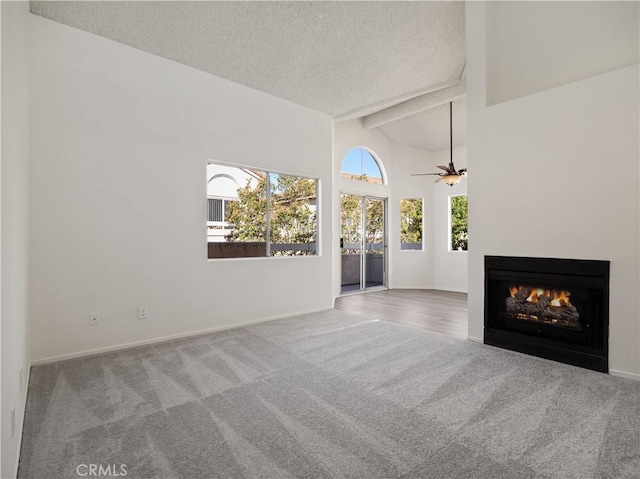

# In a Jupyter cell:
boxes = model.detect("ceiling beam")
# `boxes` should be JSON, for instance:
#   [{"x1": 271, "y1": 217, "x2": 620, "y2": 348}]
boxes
[
  {"x1": 333, "y1": 79, "x2": 461, "y2": 122},
  {"x1": 362, "y1": 80, "x2": 466, "y2": 130}
]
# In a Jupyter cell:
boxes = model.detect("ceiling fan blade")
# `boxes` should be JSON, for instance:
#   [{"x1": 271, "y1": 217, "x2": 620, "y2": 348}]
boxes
[
  {"x1": 458, "y1": 169, "x2": 467, "y2": 176},
  {"x1": 434, "y1": 177, "x2": 442, "y2": 183},
  {"x1": 411, "y1": 173, "x2": 443, "y2": 176},
  {"x1": 437, "y1": 165, "x2": 454, "y2": 173}
]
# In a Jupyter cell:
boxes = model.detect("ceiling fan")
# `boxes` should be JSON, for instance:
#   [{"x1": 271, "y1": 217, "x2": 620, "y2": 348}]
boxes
[{"x1": 412, "y1": 101, "x2": 466, "y2": 187}]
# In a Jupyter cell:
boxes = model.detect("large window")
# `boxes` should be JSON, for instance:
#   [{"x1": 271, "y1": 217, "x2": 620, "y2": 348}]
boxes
[
  {"x1": 340, "y1": 147, "x2": 385, "y2": 184},
  {"x1": 450, "y1": 195, "x2": 468, "y2": 251},
  {"x1": 207, "y1": 163, "x2": 318, "y2": 258},
  {"x1": 400, "y1": 198, "x2": 423, "y2": 250}
]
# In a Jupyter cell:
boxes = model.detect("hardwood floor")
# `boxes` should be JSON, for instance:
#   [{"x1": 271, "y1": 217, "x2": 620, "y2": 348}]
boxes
[{"x1": 335, "y1": 289, "x2": 468, "y2": 339}]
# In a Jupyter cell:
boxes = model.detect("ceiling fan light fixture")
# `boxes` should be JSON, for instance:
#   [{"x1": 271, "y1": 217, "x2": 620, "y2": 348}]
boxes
[{"x1": 442, "y1": 174, "x2": 462, "y2": 187}]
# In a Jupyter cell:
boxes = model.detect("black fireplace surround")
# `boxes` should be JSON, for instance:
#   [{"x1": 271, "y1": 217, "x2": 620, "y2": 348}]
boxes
[{"x1": 485, "y1": 256, "x2": 609, "y2": 372}]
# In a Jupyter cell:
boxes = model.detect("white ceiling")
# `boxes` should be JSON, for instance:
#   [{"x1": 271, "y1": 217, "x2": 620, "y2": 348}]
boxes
[
  {"x1": 30, "y1": 0, "x2": 467, "y2": 150},
  {"x1": 379, "y1": 97, "x2": 467, "y2": 152}
]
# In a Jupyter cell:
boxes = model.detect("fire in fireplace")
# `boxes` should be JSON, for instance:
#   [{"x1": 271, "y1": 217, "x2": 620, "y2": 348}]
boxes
[
  {"x1": 505, "y1": 285, "x2": 580, "y2": 328},
  {"x1": 485, "y1": 256, "x2": 609, "y2": 372}
]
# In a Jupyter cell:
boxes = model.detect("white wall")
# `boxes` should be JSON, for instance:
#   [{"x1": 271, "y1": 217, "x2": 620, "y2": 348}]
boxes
[
  {"x1": 391, "y1": 141, "x2": 436, "y2": 290},
  {"x1": 1, "y1": 2, "x2": 30, "y2": 477},
  {"x1": 28, "y1": 15, "x2": 333, "y2": 363},
  {"x1": 332, "y1": 119, "x2": 435, "y2": 296},
  {"x1": 486, "y1": 1, "x2": 639, "y2": 105},
  {"x1": 432, "y1": 145, "x2": 468, "y2": 293},
  {"x1": 467, "y1": 2, "x2": 640, "y2": 377}
]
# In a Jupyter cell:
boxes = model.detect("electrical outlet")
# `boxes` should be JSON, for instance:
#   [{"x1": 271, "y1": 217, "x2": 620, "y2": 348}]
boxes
[
  {"x1": 138, "y1": 305, "x2": 149, "y2": 320},
  {"x1": 11, "y1": 405, "x2": 15, "y2": 438},
  {"x1": 89, "y1": 312, "x2": 100, "y2": 326},
  {"x1": 19, "y1": 368, "x2": 24, "y2": 395}
]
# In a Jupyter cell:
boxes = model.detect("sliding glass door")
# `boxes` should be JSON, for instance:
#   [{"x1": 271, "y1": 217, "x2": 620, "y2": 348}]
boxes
[
  {"x1": 340, "y1": 194, "x2": 386, "y2": 294},
  {"x1": 364, "y1": 197, "x2": 385, "y2": 288}
]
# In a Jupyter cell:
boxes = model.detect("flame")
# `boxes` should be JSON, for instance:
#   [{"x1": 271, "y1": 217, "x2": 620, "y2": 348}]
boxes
[
  {"x1": 550, "y1": 290, "x2": 572, "y2": 307},
  {"x1": 509, "y1": 285, "x2": 572, "y2": 307},
  {"x1": 527, "y1": 288, "x2": 546, "y2": 303}
]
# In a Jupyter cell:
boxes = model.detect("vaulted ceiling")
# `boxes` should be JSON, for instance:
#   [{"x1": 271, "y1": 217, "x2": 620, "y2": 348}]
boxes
[
  {"x1": 31, "y1": 1, "x2": 467, "y2": 151},
  {"x1": 379, "y1": 97, "x2": 467, "y2": 151}
]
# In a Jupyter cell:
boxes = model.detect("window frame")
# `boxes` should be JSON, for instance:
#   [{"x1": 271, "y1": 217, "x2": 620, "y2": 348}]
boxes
[{"x1": 206, "y1": 161, "x2": 320, "y2": 260}]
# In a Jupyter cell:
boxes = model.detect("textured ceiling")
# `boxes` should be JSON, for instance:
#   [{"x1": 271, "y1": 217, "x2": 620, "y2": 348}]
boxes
[
  {"x1": 379, "y1": 97, "x2": 467, "y2": 152},
  {"x1": 30, "y1": 1, "x2": 467, "y2": 150},
  {"x1": 30, "y1": 1, "x2": 466, "y2": 120}
]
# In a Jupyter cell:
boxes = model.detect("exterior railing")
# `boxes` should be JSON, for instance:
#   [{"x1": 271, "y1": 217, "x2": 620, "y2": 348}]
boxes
[{"x1": 208, "y1": 241, "x2": 317, "y2": 259}]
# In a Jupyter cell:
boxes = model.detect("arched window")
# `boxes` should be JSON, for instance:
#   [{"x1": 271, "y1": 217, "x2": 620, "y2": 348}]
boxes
[
  {"x1": 340, "y1": 147, "x2": 385, "y2": 184},
  {"x1": 207, "y1": 173, "x2": 240, "y2": 198}
]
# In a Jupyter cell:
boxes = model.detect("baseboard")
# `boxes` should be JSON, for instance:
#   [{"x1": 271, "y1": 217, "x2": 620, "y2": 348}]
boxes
[
  {"x1": 387, "y1": 285, "x2": 433, "y2": 290},
  {"x1": 609, "y1": 368, "x2": 640, "y2": 381},
  {"x1": 432, "y1": 287, "x2": 468, "y2": 294},
  {"x1": 382, "y1": 287, "x2": 468, "y2": 294},
  {"x1": 466, "y1": 335, "x2": 483, "y2": 344},
  {"x1": 14, "y1": 364, "x2": 31, "y2": 477},
  {"x1": 31, "y1": 307, "x2": 332, "y2": 366}
]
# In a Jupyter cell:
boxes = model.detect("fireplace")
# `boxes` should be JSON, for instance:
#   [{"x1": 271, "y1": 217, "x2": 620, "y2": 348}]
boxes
[{"x1": 484, "y1": 256, "x2": 609, "y2": 372}]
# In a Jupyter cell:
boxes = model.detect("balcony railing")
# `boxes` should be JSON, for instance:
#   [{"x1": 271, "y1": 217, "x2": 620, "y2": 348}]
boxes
[{"x1": 208, "y1": 241, "x2": 317, "y2": 258}]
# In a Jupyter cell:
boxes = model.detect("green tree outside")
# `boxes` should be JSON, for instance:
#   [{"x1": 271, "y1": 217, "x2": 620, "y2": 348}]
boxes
[
  {"x1": 340, "y1": 194, "x2": 362, "y2": 254},
  {"x1": 224, "y1": 174, "x2": 317, "y2": 255},
  {"x1": 269, "y1": 174, "x2": 317, "y2": 251},
  {"x1": 451, "y1": 195, "x2": 468, "y2": 251},
  {"x1": 365, "y1": 199, "x2": 384, "y2": 253},
  {"x1": 340, "y1": 195, "x2": 384, "y2": 254},
  {"x1": 400, "y1": 198, "x2": 423, "y2": 245},
  {"x1": 224, "y1": 177, "x2": 267, "y2": 242}
]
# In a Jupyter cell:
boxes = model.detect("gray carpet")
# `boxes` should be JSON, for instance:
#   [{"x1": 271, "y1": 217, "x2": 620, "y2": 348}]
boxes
[{"x1": 19, "y1": 310, "x2": 640, "y2": 479}]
